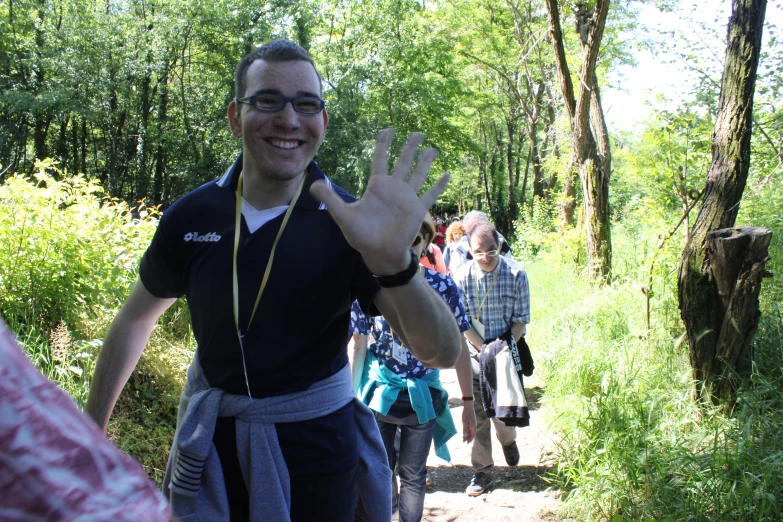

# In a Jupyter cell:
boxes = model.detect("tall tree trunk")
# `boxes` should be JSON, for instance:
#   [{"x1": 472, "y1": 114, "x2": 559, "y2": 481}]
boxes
[
  {"x1": 515, "y1": 135, "x2": 524, "y2": 208},
  {"x1": 481, "y1": 152, "x2": 491, "y2": 212},
  {"x1": 678, "y1": 0, "x2": 769, "y2": 403},
  {"x1": 71, "y1": 117, "x2": 79, "y2": 174},
  {"x1": 544, "y1": 101, "x2": 558, "y2": 193},
  {"x1": 530, "y1": 117, "x2": 544, "y2": 202},
  {"x1": 107, "y1": 51, "x2": 120, "y2": 196},
  {"x1": 152, "y1": 65, "x2": 169, "y2": 206},
  {"x1": 495, "y1": 126, "x2": 508, "y2": 234},
  {"x1": 520, "y1": 147, "x2": 531, "y2": 211},
  {"x1": 546, "y1": 0, "x2": 612, "y2": 280},
  {"x1": 80, "y1": 118, "x2": 87, "y2": 175},
  {"x1": 589, "y1": 72, "x2": 611, "y2": 178},
  {"x1": 561, "y1": 156, "x2": 577, "y2": 226},
  {"x1": 506, "y1": 115, "x2": 517, "y2": 231},
  {"x1": 32, "y1": 0, "x2": 48, "y2": 162},
  {"x1": 134, "y1": 52, "x2": 152, "y2": 205},
  {"x1": 56, "y1": 117, "x2": 69, "y2": 172}
]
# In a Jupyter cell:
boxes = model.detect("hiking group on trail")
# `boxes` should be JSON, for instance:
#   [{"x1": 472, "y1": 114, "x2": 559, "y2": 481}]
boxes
[{"x1": 0, "y1": 40, "x2": 532, "y2": 522}]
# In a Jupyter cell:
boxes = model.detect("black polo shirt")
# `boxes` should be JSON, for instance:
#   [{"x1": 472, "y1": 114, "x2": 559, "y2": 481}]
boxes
[{"x1": 140, "y1": 155, "x2": 379, "y2": 474}]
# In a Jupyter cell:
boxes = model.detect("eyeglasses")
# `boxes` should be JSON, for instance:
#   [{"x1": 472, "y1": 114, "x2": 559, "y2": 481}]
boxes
[
  {"x1": 412, "y1": 235, "x2": 423, "y2": 247},
  {"x1": 235, "y1": 93, "x2": 326, "y2": 115},
  {"x1": 473, "y1": 250, "x2": 498, "y2": 260}
]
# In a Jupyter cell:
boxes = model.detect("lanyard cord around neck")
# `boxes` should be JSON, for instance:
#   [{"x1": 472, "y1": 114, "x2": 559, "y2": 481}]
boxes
[
  {"x1": 474, "y1": 262, "x2": 501, "y2": 324},
  {"x1": 232, "y1": 171, "x2": 306, "y2": 397}
]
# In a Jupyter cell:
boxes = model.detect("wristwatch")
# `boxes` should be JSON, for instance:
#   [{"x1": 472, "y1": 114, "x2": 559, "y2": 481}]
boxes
[{"x1": 372, "y1": 249, "x2": 419, "y2": 288}]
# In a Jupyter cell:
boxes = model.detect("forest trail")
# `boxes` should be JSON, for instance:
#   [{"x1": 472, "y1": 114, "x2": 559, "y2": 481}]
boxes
[{"x1": 420, "y1": 369, "x2": 562, "y2": 521}]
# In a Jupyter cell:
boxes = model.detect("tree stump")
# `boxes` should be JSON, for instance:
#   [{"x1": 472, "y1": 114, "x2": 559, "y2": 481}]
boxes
[
  {"x1": 677, "y1": 0, "x2": 768, "y2": 405},
  {"x1": 699, "y1": 226, "x2": 772, "y2": 400}
]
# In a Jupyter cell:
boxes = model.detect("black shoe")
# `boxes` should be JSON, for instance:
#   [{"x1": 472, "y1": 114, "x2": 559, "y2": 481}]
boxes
[
  {"x1": 465, "y1": 472, "x2": 492, "y2": 496},
  {"x1": 502, "y1": 441, "x2": 520, "y2": 466}
]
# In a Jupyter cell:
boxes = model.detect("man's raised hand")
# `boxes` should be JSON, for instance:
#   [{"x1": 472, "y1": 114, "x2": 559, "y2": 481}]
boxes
[{"x1": 310, "y1": 129, "x2": 450, "y2": 276}]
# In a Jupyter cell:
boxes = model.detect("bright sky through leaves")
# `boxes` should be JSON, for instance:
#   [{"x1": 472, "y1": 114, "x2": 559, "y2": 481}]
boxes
[{"x1": 604, "y1": 1, "x2": 732, "y2": 132}]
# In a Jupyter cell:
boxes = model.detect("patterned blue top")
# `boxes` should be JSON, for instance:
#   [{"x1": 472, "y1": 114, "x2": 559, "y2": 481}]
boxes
[
  {"x1": 358, "y1": 268, "x2": 470, "y2": 378},
  {"x1": 350, "y1": 300, "x2": 371, "y2": 336}
]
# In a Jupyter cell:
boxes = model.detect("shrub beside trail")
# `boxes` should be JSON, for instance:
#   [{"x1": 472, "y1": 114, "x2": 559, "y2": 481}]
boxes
[
  {"x1": 520, "y1": 190, "x2": 783, "y2": 521},
  {"x1": 0, "y1": 160, "x2": 193, "y2": 483}
]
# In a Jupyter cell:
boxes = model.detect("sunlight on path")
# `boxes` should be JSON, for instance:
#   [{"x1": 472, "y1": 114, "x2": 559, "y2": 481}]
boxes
[{"x1": 419, "y1": 369, "x2": 562, "y2": 521}]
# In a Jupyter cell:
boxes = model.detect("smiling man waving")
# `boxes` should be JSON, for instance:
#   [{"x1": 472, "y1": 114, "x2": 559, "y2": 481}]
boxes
[{"x1": 85, "y1": 40, "x2": 461, "y2": 522}]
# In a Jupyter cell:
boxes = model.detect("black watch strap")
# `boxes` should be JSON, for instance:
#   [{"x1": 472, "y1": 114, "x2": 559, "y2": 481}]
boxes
[{"x1": 373, "y1": 249, "x2": 419, "y2": 288}]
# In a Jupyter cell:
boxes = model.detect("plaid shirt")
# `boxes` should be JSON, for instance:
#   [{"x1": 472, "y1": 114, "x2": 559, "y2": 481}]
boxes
[{"x1": 454, "y1": 257, "x2": 530, "y2": 341}]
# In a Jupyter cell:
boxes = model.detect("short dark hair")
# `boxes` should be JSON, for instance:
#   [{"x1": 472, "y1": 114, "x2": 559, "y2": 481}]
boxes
[
  {"x1": 234, "y1": 40, "x2": 323, "y2": 98},
  {"x1": 468, "y1": 224, "x2": 499, "y2": 247}
]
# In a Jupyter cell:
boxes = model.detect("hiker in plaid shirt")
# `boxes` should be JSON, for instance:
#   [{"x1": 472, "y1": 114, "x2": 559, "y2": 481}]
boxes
[{"x1": 453, "y1": 224, "x2": 530, "y2": 496}]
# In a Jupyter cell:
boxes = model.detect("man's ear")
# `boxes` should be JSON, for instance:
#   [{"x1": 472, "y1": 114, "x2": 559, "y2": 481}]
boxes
[{"x1": 228, "y1": 100, "x2": 242, "y2": 138}]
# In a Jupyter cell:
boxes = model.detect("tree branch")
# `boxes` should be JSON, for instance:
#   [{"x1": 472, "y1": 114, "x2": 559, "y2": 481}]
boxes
[{"x1": 545, "y1": 0, "x2": 576, "y2": 121}]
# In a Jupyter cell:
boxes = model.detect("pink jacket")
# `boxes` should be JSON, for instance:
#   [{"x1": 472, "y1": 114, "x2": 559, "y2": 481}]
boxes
[{"x1": 0, "y1": 319, "x2": 171, "y2": 521}]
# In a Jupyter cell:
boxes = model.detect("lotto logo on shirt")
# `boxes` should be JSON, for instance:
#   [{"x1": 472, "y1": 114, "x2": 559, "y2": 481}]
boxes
[{"x1": 183, "y1": 232, "x2": 222, "y2": 242}]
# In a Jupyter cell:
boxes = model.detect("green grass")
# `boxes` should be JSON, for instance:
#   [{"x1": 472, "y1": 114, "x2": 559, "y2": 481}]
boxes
[{"x1": 522, "y1": 215, "x2": 783, "y2": 521}]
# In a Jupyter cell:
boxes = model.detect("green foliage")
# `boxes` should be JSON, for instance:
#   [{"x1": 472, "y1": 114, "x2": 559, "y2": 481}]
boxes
[
  {"x1": 312, "y1": 0, "x2": 475, "y2": 199},
  {"x1": 513, "y1": 196, "x2": 585, "y2": 271},
  {"x1": 532, "y1": 219, "x2": 783, "y2": 521},
  {"x1": 613, "y1": 105, "x2": 712, "y2": 218},
  {"x1": 0, "y1": 160, "x2": 192, "y2": 483},
  {"x1": 0, "y1": 0, "x2": 305, "y2": 204},
  {"x1": 0, "y1": 159, "x2": 157, "y2": 333},
  {"x1": 1, "y1": 0, "x2": 781, "y2": 503}
]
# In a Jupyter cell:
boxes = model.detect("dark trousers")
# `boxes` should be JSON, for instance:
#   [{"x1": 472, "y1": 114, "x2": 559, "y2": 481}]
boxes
[{"x1": 213, "y1": 417, "x2": 358, "y2": 521}]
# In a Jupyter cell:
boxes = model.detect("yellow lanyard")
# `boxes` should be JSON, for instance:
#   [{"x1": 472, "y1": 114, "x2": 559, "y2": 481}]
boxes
[
  {"x1": 474, "y1": 262, "x2": 500, "y2": 323},
  {"x1": 232, "y1": 171, "x2": 306, "y2": 396}
]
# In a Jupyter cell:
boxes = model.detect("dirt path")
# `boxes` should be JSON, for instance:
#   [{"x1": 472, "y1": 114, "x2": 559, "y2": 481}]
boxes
[{"x1": 419, "y1": 369, "x2": 561, "y2": 521}]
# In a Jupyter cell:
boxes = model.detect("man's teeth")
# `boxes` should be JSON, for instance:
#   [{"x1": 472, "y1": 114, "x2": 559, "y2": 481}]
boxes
[{"x1": 271, "y1": 140, "x2": 299, "y2": 149}]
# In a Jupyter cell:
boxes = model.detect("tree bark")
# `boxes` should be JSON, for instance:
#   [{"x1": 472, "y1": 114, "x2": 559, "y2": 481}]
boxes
[
  {"x1": 530, "y1": 117, "x2": 544, "y2": 202},
  {"x1": 678, "y1": 0, "x2": 768, "y2": 403},
  {"x1": 589, "y1": 72, "x2": 611, "y2": 178},
  {"x1": 506, "y1": 114, "x2": 518, "y2": 230},
  {"x1": 546, "y1": 0, "x2": 612, "y2": 280},
  {"x1": 134, "y1": 50, "x2": 153, "y2": 206},
  {"x1": 560, "y1": 157, "x2": 577, "y2": 227},
  {"x1": 152, "y1": 64, "x2": 169, "y2": 206},
  {"x1": 32, "y1": 0, "x2": 48, "y2": 162}
]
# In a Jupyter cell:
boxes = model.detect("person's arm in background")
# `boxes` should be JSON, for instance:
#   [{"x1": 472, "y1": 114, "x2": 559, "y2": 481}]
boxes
[
  {"x1": 454, "y1": 336, "x2": 476, "y2": 442},
  {"x1": 510, "y1": 267, "x2": 531, "y2": 343},
  {"x1": 347, "y1": 301, "x2": 371, "y2": 394},
  {"x1": 511, "y1": 321, "x2": 527, "y2": 343},
  {"x1": 85, "y1": 280, "x2": 176, "y2": 431},
  {"x1": 348, "y1": 333, "x2": 368, "y2": 394},
  {"x1": 464, "y1": 326, "x2": 484, "y2": 351},
  {"x1": 437, "y1": 271, "x2": 476, "y2": 442}
]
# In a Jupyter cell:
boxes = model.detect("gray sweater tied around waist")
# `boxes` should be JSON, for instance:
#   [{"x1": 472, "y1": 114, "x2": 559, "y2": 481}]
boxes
[{"x1": 162, "y1": 361, "x2": 392, "y2": 521}]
